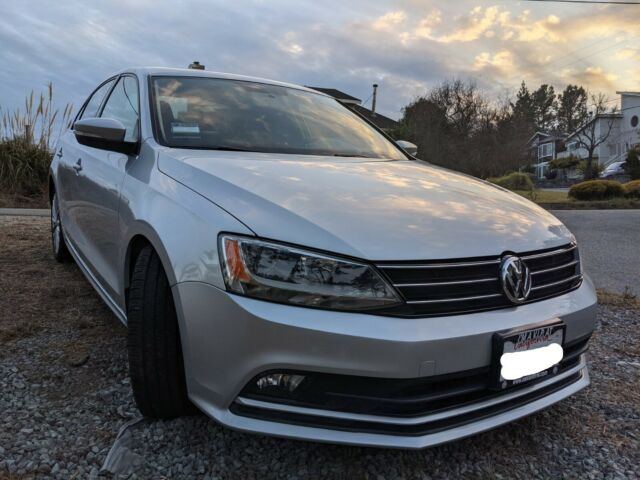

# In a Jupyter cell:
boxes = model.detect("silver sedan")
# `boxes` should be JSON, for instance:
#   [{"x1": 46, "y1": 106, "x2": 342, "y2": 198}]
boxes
[{"x1": 49, "y1": 67, "x2": 596, "y2": 448}]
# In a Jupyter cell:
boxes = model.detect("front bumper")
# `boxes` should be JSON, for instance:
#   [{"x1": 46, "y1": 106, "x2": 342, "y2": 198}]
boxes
[{"x1": 172, "y1": 277, "x2": 597, "y2": 449}]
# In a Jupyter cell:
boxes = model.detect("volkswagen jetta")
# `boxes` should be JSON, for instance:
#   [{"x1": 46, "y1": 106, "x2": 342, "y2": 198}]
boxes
[{"x1": 49, "y1": 67, "x2": 596, "y2": 448}]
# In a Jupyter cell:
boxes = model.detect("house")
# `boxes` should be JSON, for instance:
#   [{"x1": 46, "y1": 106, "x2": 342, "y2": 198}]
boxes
[
  {"x1": 555, "y1": 91, "x2": 640, "y2": 170},
  {"x1": 306, "y1": 86, "x2": 399, "y2": 133},
  {"x1": 527, "y1": 131, "x2": 566, "y2": 179}
]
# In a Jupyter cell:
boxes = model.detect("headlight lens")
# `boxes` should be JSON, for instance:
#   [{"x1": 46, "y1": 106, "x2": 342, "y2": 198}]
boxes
[{"x1": 219, "y1": 235, "x2": 401, "y2": 310}]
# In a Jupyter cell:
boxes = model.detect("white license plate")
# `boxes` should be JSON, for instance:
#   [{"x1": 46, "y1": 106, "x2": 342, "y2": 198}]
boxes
[{"x1": 492, "y1": 322, "x2": 566, "y2": 389}]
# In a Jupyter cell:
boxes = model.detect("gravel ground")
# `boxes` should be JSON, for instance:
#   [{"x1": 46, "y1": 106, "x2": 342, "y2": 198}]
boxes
[{"x1": 1, "y1": 216, "x2": 639, "y2": 479}]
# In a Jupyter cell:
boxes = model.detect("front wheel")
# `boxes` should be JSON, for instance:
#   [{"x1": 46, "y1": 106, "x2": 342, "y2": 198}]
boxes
[
  {"x1": 127, "y1": 245, "x2": 195, "y2": 418},
  {"x1": 51, "y1": 192, "x2": 71, "y2": 263}
]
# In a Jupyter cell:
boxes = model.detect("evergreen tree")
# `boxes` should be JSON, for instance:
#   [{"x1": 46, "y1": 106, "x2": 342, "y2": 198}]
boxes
[
  {"x1": 532, "y1": 84, "x2": 557, "y2": 131},
  {"x1": 557, "y1": 85, "x2": 588, "y2": 134}
]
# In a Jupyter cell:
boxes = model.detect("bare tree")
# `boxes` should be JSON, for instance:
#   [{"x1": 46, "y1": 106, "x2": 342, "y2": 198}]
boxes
[
  {"x1": 573, "y1": 94, "x2": 617, "y2": 180},
  {"x1": 398, "y1": 79, "x2": 527, "y2": 177}
]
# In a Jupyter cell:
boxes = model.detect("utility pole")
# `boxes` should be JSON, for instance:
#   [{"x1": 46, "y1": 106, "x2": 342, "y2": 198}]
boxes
[{"x1": 371, "y1": 84, "x2": 378, "y2": 117}]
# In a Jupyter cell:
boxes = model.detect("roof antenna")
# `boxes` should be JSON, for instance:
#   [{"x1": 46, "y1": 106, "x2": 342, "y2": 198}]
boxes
[
  {"x1": 188, "y1": 61, "x2": 205, "y2": 70},
  {"x1": 371, "y1": 84, "x2": 378, "y2": 117}
]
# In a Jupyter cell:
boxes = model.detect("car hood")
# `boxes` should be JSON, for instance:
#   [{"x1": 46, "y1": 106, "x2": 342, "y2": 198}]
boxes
[{"x1": 158, "y1": 150, "x2": 573, "y2": 260}]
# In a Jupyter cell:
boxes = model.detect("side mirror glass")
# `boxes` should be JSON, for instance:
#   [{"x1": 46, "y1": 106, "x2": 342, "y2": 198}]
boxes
[
  {"x1": 74, "y1": 118, "x2": 138, "y2": 155},
  {"x1": 396, "y1": 140, "x2": 418, "y2": 156}
]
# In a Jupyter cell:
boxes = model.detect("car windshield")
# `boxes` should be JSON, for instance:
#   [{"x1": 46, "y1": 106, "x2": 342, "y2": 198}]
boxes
[{"x1": 150, "y1": 76, "x2": 405, "y2": 159}]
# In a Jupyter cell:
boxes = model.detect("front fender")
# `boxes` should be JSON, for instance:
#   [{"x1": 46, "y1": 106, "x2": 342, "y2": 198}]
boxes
[{"x1": 117, "y1": 146, "x2": 254, "y2": 312}]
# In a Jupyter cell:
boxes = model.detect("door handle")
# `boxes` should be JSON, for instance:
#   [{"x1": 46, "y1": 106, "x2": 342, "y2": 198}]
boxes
[
  {"x1": 73, "y1": 158, "x2": 83, "y2": 173},
  {"x1": 56, "y1": 148, "x2": 63, "y2": 158}
]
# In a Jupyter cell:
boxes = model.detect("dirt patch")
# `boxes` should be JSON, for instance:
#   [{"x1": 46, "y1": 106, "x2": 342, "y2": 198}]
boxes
[{"x1": 0, "y1": 216, "x2": 126, "y2": 397}]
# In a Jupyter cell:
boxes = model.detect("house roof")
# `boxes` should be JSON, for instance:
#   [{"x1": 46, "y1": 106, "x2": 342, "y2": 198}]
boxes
[
  {"x1": 565, "y1": 113, "x2": 623, "y2": 141},
  {"x1": 305, "y1": 87, "x2": 362, "y2": 103},
  {"x1": 616, "y1": 91, "x2": 640, "y2": 97},
  {"x1": 527, "y1": 130, "x2": 565, "y2": 146},
  {"x1": 351, "y1": 104, "x2": 399, "y2": 130}
]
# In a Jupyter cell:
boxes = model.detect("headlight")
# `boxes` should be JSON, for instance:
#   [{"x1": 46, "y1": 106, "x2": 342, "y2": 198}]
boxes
[{"x1": 219, "y1": 234, "x2": 401, "y2": 310}]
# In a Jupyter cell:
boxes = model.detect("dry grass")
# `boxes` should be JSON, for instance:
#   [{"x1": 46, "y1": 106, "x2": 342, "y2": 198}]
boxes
[
  {"x1": 597, "y1": 287, "x2": 640, "y2": 310},
  {"x1": 0, "y1": 191, "x2": 48, "y2": 208},
  {"x1": 0, "y1": 215, "x2": 124, "y2": 350}
]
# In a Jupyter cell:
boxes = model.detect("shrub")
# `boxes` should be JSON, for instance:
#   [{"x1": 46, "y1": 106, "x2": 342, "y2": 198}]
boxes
[
  {"x1": 624, "y1": 148, "x2": 640, "y2": 180},
  {"x1": 488, "y1": 172, "x2": 534, "y2": 192},
  {"x1": 623, "y1": 180, "x2": 640, "y2": 198},
  {"x1": 568, "y1": 180, "x2": 625, "y2": 201},
  {"x1": 0, "y1": 138, "x2": 52, "y2": 196},
  {"x1": 549, "y1": 155, "x2": 580, "y2": 170},
  {"x1": 576, "y1": 160, "x2": 604, "y2": 179},
  {"x1": 0, "y1": 83, "x2": 72, "y2": 198}
]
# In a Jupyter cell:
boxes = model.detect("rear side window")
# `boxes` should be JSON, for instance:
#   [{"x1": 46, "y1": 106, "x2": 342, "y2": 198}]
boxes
[
  {"x1": 79, "y1": 79, "x2": 116, "y2": 120},
  {"x1": 100, "y1": 76, "x2": 140, "y2": 142}
]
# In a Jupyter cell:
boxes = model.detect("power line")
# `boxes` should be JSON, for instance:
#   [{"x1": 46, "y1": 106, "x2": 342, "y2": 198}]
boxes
[
  {"x1": 541, "y1": 37, "x2": 609, "y2": 69},
  {"x1": 552, "y1": 39, "x2": 626, "y2": 70},
  {"x1": 523, "y1": 0, "x2": 640, "y2": 4}
]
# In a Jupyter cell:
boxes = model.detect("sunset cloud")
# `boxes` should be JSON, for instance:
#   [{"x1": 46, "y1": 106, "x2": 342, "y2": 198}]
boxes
[{"x1": 0, "y1": 1, "x2": 638, "y2": 121}]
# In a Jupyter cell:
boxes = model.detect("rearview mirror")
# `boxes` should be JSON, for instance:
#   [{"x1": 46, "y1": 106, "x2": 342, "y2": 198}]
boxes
[
  {"x1": 74, "y1": 118, "x2": 138, "y2": 155},
  {"x1": 396, "y1": 140, "x2": 418, "y2": 156}
]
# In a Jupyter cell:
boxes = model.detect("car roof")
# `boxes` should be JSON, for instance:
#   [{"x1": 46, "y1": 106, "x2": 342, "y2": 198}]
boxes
[{"x1": 114, "y1": 67, "x2": 327, "y2": 97}]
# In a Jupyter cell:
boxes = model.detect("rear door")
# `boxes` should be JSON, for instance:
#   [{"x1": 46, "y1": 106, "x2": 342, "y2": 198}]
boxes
[
  {"x1": 71, "y1": 74, "x2": 140, "y2": 300},
  {"x1": 57, "y1": 78, "x2": 117, "y2": 248}
]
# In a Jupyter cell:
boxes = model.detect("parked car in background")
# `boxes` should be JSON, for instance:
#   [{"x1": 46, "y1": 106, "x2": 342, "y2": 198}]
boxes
[
  {"x1": 49, "y1": 67, "x2": 597, "y2": 449},
  {"x1": 600, "y1": 161, "x2": 626, "y2": 179}
]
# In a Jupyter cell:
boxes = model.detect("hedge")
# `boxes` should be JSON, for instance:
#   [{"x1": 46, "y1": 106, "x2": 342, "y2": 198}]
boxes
[
  {"x1": 568, "y1": 180, "x2": 625, "y2": 201},
  {"x1": 488, "y1": 172, "x2": 534, "y2": 192},
  {"x1": 624, "y1": 180, "x2": 640, "y2": 198}
]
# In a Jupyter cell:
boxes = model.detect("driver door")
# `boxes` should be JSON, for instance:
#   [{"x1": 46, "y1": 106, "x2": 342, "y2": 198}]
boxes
[{"x1": 72, "y1": 74, "x2": 140, "y2": 301}]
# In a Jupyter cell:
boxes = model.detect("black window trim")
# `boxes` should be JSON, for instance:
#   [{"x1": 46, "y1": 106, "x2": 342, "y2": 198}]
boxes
[
  {"x1": 73, "y1": 76, "x2": 119, "y2": 127},
  {"x1": 98, "y1": 73, "x2": 142, "y2": 143}
]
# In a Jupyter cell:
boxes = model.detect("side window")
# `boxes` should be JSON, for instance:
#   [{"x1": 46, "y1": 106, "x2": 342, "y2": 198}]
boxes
[
  {"x1": 100, "y1": 76, "x2": 140, "y2": 143},
  {"x1": 79, "y1": 79, "x2": 116, "y2": 120}
]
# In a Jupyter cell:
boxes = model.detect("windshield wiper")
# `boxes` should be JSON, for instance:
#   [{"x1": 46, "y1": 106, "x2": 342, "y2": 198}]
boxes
[
  {"x1": 208, "y1": 146, "x2": 256, "y2": 152},
  {"x1": 331, "y1": 153, "x2": 372, "y2": 158}
]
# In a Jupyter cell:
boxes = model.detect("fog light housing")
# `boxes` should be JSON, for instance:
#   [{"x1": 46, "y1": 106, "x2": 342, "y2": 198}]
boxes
[{"x1": 256, "y1": 373, "x2": 305, "y2": 392}]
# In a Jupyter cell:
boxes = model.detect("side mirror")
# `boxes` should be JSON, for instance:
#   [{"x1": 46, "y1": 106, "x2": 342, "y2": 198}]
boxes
[
  {"x1": 396, "y1": 140, "x2": 418, "y2": 156},
  {"x1": 74, "y1": 118, "x2": 138, "y2": 155}
]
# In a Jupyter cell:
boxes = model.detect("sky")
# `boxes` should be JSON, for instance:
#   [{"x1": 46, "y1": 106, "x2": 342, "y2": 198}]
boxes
[{"x1": 1, "y1": 0, "x2": 639, "y2": 121}]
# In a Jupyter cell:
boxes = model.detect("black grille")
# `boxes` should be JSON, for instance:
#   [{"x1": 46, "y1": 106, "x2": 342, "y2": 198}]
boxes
[
  {"x1": 232, "y1": 336, "x2": 590, "y2": 436},
  {"x1": 375, "y1": 243, "x2": 582, "y2": 317},
  {"x1": 236, "y1": 334, "x2": 589, "y2": 418}
]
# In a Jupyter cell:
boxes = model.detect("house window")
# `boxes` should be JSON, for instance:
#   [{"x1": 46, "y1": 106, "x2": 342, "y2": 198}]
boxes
[
  {"x1": 632, "y1": 115, "x2": 638, "y2": 128},
  {"x1": 567, "y1": 141, "x2": 577, "y2": 152},
  {"x1": 538, "y1": 143, "x2": 553, "y2": 159}
]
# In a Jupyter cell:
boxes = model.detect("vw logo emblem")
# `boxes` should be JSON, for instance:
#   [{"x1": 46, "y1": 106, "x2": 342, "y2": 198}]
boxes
[{"x1": 500, "y1": 255, "x2": 532, "y2": 304}]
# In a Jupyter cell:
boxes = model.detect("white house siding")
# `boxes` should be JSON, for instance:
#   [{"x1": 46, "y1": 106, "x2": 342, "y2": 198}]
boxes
[{"x1": 555, "y1": 93, "x2": 640, "y2": 168}]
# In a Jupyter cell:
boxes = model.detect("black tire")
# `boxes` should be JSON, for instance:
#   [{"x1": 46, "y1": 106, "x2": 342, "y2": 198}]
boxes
[
  {"x1": 51, "y1": 192, "x2": 71, "y2": 263},
  {"x1": 127, "y1": 245, "x2": 195, "y2": 418}
]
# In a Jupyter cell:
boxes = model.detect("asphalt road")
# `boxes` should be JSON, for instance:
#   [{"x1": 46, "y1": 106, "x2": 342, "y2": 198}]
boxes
[{"x1": 551, "y1": 210, "x2": 640, "y2": 296}]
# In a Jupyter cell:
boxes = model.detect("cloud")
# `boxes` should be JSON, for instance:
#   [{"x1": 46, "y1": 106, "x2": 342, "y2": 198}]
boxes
[
  {"x1": 615, "y1": 48, "x2": 640, "y2": 61},
  {"x1": 473, "y1": 50, "x2": 514, "y2": 74},
  {"x1": 372, "y1": 10, "x2": 406, "y2": 31},
  {"x1": 434, "y1": 6, "x2": 501, "y2": 43},
  {"x1": 561, "y1": 66, "x2": 620, "y2": 93},
  {"x1": 0, "y1": 0, "x2": 638, "y2": 123}
]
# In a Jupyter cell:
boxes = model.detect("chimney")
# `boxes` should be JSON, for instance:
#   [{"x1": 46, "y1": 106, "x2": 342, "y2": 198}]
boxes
[
  {"x1": 188, "y1": 61, "x2": 205, "y2": 70},
  {"x1": 371, "y1": 84, "x2": 378, "y2": 117}
]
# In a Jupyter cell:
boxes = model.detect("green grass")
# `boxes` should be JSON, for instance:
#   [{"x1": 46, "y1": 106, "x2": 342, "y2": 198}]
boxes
[{"x1": 513, "y1": 189, "x2": 640, "y2": 209}]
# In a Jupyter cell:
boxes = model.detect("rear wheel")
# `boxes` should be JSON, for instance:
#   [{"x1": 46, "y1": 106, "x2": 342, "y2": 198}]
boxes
[
  {"x1": 127, "y1": 245, "x2": 195, "y2": 418},
  {"x1": 51, "y1": 192, "x2": 71, "y2": 263}
]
